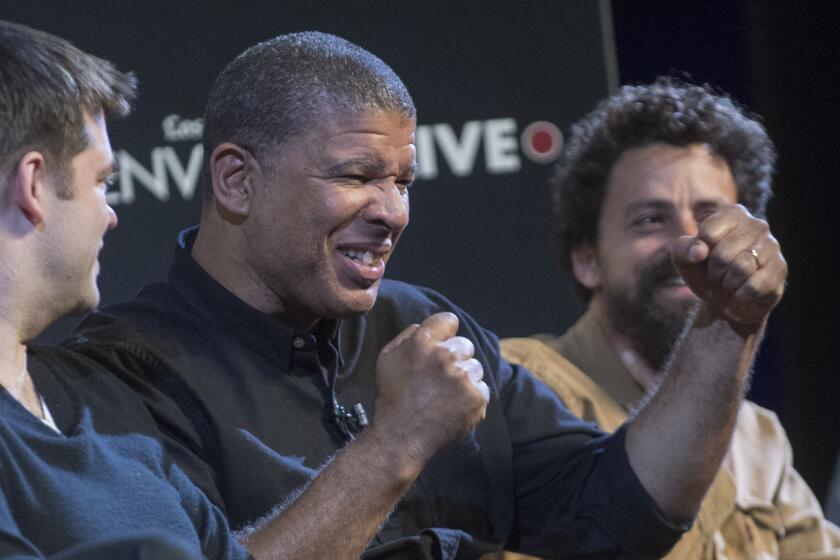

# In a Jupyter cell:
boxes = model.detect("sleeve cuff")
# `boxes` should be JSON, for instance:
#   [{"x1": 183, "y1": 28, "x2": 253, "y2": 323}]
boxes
[{"x1": 583, "y1": 424, "x2": 693, "y2": 558}]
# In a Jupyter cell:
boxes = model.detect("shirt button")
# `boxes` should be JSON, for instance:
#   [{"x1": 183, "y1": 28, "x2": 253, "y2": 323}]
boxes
[{"x1": 292, "y1": 337, "x2": 305, "y2": 349}]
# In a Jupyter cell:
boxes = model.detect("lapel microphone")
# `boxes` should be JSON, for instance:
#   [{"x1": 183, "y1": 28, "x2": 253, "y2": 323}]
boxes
[{"x1": 330, "y1": 399, "x2": 369, "y2": 440}]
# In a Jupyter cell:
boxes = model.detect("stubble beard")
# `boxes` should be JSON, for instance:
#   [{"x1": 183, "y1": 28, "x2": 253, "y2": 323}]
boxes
[{"x1": 604, "y1": 254, "x2": 697, "y2": 372}]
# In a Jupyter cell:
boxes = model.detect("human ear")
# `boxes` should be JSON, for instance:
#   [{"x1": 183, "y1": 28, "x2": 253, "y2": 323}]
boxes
[
  {"x1": 13, "y1": 151, "x2": 49, "y2": 229},
  {"x1": 571, "y1": 244, "x2": 602, "y2": 290},
  {"x1": 209, "y1": 143, "x2": 257, "y2": 218}
]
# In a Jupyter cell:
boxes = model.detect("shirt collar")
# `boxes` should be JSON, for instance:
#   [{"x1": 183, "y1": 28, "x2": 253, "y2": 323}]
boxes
[
  {"x1": 168, "y1": 226, "x2": 341, "y2": 370},
  {"x1": 551, "y1": 309, "x2": 646, "y2": 410}
]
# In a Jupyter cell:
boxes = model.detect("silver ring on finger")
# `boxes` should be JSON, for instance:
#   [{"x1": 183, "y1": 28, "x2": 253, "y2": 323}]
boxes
[{"x1": 749, "y1": 247, "x2": 761, "y2": 268}]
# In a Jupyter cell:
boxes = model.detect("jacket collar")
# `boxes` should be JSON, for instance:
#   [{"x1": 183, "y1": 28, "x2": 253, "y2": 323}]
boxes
[{"x1": 549, "y1": 309, "x2": 645, "y2": 411}]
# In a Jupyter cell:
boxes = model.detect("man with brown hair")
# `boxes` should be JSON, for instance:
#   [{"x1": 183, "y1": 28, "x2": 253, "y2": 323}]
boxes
[
  {"x1": 0, "y1": 19, "x2": 237, "y2": 559},
  {"x1": 502, "y1": 78, "x2": 840, "y2": 559}
]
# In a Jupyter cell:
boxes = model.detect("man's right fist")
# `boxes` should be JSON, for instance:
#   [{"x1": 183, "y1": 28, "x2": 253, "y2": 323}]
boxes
[
  {"x1": 372, "y1": 312, "x2": 489, "y2": 467},
  {"x1": 673, "y1": 204, "x2": 787, "y2": 335}
]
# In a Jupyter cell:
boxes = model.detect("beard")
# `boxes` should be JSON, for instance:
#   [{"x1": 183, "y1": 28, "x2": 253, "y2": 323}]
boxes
[{"x1": 604, "y1": 253, "x2": 698, "y2": 371}]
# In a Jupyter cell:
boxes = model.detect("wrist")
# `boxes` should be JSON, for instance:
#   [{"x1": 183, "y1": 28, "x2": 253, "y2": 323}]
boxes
[{"x1": 356, "y1": 421, "x2": 428, "y2": 485}]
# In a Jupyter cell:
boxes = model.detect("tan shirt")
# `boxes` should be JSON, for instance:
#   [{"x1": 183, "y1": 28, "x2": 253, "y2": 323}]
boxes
[{"x1": 497, "y1": 310, "x2": 840, "y2": 559}]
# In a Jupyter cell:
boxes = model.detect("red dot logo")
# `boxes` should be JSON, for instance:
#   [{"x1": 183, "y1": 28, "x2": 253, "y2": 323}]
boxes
[{"x1": 521, "y1": 121, "x2": 563, "y2": 164}]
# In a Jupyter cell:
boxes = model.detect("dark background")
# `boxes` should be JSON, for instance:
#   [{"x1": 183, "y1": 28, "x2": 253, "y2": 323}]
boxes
[
  {"x1": 611, "y1": 0, "x2": 840, "y2": 504},
  {"x1": 3, "y1": 1, "x2": 838, "y2": 503}
]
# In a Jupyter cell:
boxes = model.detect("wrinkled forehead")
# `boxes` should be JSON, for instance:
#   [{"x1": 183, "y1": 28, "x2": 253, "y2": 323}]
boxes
[
  {"x1": 285, "y1": 107, "x2": 415, "y2": 153},
  {"x1": 307, "y1": 101, "x2": 415, "y2": 133},
  {"x1": 606, "y1": 143, "x2": 737, "y2": 204}
]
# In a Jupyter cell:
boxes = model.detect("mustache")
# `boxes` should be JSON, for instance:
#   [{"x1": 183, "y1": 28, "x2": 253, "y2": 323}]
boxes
[{"x1": 639, "y1": 253, "x2": 681, "y2": 289}]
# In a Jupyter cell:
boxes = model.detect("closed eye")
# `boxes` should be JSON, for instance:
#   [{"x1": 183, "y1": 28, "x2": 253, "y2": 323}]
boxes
[
  {"x1": 396, "y1": 178, "x2": 414, "y2": 193},
  {"x1": 633, "y1": 214, "x2": 666, "y2": 227},
  {"x1": 98, "y1": 172, "x2": 118, "y2": 191}
]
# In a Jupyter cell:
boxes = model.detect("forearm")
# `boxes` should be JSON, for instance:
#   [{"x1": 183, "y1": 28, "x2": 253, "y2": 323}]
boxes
[
  {"x1": 239, "y1": 425, "x2": 423, "y2": 560},
  {"x1": 241, "y1": 312, "x2": 488, "y2": 559},
  {"x1": 626, "y1": 316, "x2": 762, "y2": 520}
]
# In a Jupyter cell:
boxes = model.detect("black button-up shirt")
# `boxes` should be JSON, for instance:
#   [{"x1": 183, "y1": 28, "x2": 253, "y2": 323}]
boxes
[{"x1": 65, "y1": 227, "x2": 685, "y2": 559}]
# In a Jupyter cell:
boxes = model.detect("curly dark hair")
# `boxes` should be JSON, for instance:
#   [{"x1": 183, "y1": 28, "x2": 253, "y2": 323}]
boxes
[{"x1": 552, "y1": 77, "x2": 776, "y2": 299}]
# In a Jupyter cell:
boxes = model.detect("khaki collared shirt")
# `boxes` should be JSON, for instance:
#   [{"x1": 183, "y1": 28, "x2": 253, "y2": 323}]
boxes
[{"x1": 497, "y1": 310, "x2": 840, "y2": 559}]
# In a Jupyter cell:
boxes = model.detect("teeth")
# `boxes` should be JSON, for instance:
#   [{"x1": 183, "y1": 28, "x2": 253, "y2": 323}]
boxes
[{"x1": 343, "y1": 250, "x2": 377, "y2": 266}]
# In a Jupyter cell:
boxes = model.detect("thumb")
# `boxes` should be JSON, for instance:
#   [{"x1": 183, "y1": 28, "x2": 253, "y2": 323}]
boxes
[
  {"x1": 417, "y1": 312, "x2": 460, "y2": 342},
  {"x1": 672, "y1": 236, "x2": 709, "y2": 271},
  {"x1": 672, "y1": 236, "x2": 715, "y2": 302},
  {"x1": 381, "y1": 323, "x2": 420, "y2": 354}
]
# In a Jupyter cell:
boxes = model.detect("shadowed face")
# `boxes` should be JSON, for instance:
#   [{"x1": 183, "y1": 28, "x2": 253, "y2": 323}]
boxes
[
  {"x1": 575, "y1": 143, "x2": 737, "y2": 368},
  {"x1": 246, "y1": 109, "x2": 415, "y2": 330}
]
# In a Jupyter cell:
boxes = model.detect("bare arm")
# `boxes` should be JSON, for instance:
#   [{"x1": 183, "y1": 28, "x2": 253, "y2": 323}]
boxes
[
  {"x1": 626, "y1": 204, "x2": 787, "y2": 520},
  {"x1": 239, "y1": 312, "x2": 489, "y2": 560}
]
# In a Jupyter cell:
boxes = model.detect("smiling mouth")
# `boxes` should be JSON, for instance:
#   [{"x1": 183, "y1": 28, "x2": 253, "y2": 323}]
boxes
[
  {"x1": 341, "y1": 248, "x2": 382, "y2": 267},
  {"x1": 338, "y1": 246, "x2": 390, "y2": 286}
]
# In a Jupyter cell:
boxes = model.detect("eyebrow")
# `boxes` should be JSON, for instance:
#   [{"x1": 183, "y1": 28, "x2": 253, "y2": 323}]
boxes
[
  {"x1": 100, "y1": 158, "x2": 119, "y2": 178},
  {"x1": 325, "y1": 156, "x2": 385, "y2": 176},
  {"x1": 623, "y1": 197, "x2": 728, "y2": 218},
  {"x1": 623, "y1": 198, "x2": 672, "y2": 218},
  {"x1": 326, "y1": 156, "x2": 415, "y2": 179}
]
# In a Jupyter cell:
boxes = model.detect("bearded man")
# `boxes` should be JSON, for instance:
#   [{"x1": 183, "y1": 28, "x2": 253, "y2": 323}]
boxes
[{"x1": 502, "y1": 78, "x2": 840, "y2": 559}]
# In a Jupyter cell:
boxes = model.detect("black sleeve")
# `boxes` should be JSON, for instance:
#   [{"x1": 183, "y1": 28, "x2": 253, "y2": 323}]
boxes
[
  {"x1": 412, "y1": 286, "x2": 687, "y2": 558},
  {"x1": 500, "y1": 363, "x2": 687, "y2": 558},
  {"x1": 63, "y1": 324, "x2": 227, "y2": 513}
]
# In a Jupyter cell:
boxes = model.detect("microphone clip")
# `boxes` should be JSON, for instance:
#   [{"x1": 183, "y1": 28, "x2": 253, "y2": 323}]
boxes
[{"x1": 329, "y1": 400, "x2": 369, "y2": 440}]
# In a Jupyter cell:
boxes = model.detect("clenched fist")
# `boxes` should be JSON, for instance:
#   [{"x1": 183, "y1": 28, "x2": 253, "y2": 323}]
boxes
[
  {"x1": 673, "y1": 204, "x2": 787, "y2": 334},
  {"x1": 371, "y1": 312, "x2": 490, "y2": 467}
]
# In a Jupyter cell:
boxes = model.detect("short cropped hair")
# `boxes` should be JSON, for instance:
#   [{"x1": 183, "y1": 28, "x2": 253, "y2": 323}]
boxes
[
  {"x1": 0, "y1": 20, "x2": 136, "y2": 198},
  {"x1": 553, "y1": 77, "x2": 776, "y2": 298},
  {"x1": 202, "y1": 31, "x2": 415, "y2": 203}
]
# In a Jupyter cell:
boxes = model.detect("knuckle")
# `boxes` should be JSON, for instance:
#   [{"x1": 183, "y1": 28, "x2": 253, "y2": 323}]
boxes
[
  {"x1": 760, "y1": 278, "x2": 781, "y2": 297},
  {"x1": 413, "y1": 325, "x2": 434, "y2": 346},
  {"x1": 727, "y1": 268, "x2": 749, "y2": 287},
  {"x1": 468, "y1": 359, "x2": 484, "y2": 380},
  {"x1": 707, "y1": 249, "x2": 731, "y2": 273},
  {"x1": 456, "y1": 336, "x2": 475, "y2": 356},
  {"x1": 438, "y1": 347, "x2": 457, "y2": 367},
  {"x1": 734, "y1": 286, "x2": 757, "y2": 302},
  {"x1": 702, "y1": 225, "x2": 729, "y2": 246},
  {"x1": 735, "y1": 252, "x2": 756, "y2": 272},
  {"x1": 742, "y1": 278, "x2": 766, "y2": 298},
  {"x1": 733, "y1": 203, "x2": 753, "y2": 218},
  {"x1": 697, "y1": 221, "x2": 720, "y2": 243}
]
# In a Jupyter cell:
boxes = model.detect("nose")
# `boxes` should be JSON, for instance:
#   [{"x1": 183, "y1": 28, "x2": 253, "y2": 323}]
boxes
[
  {"x1": 106, "y1": 204, "x2": 118, "y2": 229},
  {"x1": 367, "y1": 182, "x2": 409, "y2": 231},
  {"x1": 676, "y1": 211, "x2": 698, "y2": 237}
]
